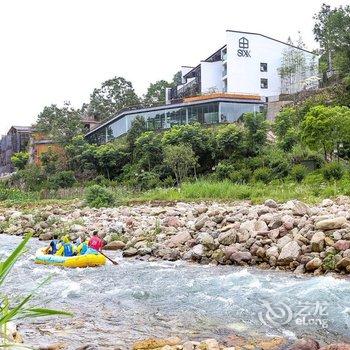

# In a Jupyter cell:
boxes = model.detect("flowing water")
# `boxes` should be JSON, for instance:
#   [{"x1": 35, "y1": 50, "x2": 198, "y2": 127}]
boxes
[{"x1": 1, "y1": 234, "x2": 350, "y2": 349}]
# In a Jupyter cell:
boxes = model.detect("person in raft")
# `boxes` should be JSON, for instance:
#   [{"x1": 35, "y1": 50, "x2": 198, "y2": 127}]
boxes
[
  {"x1": 88, "y1": 231, "x2": 104, "y2": 252},
  {"x1": 76, "y1": 238, "x2": 89, "y2": 255},
  {"x1": 56, "y1": 234, "x2": 76, "y2": 257},
  {"x1": 47, "y1": 234, "x2": 60, "y2": 255}
]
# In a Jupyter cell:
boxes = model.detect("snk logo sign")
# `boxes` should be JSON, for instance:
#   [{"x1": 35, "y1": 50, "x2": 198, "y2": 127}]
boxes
[{"x1": 237, "y1": 37, "x2": 251, "y2": 57}]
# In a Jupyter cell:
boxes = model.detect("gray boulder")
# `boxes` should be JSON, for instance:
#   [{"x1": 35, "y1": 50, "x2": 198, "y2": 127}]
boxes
[
  {"x1": 217, "y1": 230, "x2": 237, "y2": 245},
  {"x1": 122, "y1": 247, "x2": 138, "y2": 257},
  {"x1": 194, "y1": 216, "x2": 208, "y2": 230},
  {"x1": 167, "y1": 231, "x2": 192, "y2": 247},
  {"x1": 311, "y1": 231, "x2": 325, "y2": 252},
  {"x1": 198, "y1": 232, "x2": 216, "y2": 249},
  {"x1": 103, "y1": 241, "x2": 126, "y2": 250},
  {"x1": 315, "y1": 217, "x2": 347, "y2": 231},
  {"x1": 278, "y1": 241, "x2": 301, "y2": 264},
  {"x1": 230, "y1": 251, "x2": 252, "y2": 264},
  {"x1": 305, "y1": 258, "x2": 323, "y2": 271}
]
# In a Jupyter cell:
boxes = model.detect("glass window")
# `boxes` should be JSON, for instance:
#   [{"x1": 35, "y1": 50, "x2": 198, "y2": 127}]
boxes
[
  {"x1": 188, "y1": 107, "x2": 198, "y2": 124},
  {"x1": 204, "y1": 103, "x2": 219, "y2": 124},
  {"x1": 260, "y1": 63, "x2": 267, "y2": 72},
  {"x1": 261, "y1": 78, "x2": 268, "y2": 89},
  {"x1": 220, "y1": 102, "x2": 264, "y2": 123}
]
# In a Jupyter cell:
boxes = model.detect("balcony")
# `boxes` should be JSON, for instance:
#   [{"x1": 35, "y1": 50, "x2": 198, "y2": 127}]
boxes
[{"x1": 170, "y1": 79, "x2": 200, "y2": 102}]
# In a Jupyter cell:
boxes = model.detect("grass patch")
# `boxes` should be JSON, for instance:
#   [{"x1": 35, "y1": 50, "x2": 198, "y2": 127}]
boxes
[
  {"x1": 132, "y1": 177, "x2": 350, "y2": 204},
  {"x1": 2, "y1": 176, "x2": 350, "y2": 208}
]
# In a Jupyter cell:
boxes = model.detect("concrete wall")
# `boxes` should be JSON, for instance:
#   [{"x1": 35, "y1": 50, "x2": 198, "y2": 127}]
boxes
[
  {"x1": 225, "y1": 31, "x2": 317, "y2": 97},
  {"x1": 200, "y1": 61, "x2": 224, "y2": 93}
]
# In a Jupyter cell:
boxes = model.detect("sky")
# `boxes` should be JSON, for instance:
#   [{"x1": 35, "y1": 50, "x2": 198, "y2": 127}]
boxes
[{"x1": 0, "y1": 0, "x2": 348, "y2": 135}]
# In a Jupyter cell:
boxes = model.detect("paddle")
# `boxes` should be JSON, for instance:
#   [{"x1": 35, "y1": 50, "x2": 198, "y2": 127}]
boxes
[{"x1": 99, "y1": 251, "x2": 118, "y2": 265}]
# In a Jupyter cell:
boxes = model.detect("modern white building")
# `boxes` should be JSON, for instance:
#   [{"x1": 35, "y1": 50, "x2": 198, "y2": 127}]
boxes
[
  {"x1": 169, "y1": 30, "x2": 318, "y2": 102},
  {"x1": 86, "y1": 30, "x2": 319, "y2": 145}
]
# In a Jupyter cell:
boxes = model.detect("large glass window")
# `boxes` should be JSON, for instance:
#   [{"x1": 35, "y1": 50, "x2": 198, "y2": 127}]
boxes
[
  {"x1": 87, "y1": 102, "x2": 261, "y2": 145},
  {"x1": 220, "y1": 102, "x2": 264, "y2": 123},
  {"x1": 106, "y1": 118, "x2": 127, "y2": 141},
  {"x1": 188, "y1": 107, "x2": 198, "y2": 124},
  {"x1": 87, "y1": 127, "x2": 106, "y2": 144},
  {"x1": 204, "y1": 103, "x2": 219, "y2": 124}
]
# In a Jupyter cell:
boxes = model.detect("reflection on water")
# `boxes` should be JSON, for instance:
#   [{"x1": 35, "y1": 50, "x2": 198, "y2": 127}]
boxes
[{"x1": 1, "y1": 235, "x2": 350, "y2": 349}]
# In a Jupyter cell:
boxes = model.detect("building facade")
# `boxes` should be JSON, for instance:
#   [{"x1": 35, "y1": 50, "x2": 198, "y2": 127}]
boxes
[
  {"x1": 0, "y1": 126, "x2": 32, "y2": 175},
  {"x1": 169, "y1": 30, "x2": 318, "y2": 102},
  {"x1": 86, "y1": 93, "x2": 265, "y2": 145}
]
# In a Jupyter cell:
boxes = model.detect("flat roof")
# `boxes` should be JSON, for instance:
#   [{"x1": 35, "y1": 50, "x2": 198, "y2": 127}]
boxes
[
  {"x1": 85, "y1": 94, "x2": 264, "y2": 137},
  {"x1": 226, "y1": 29, "x2": 316, "y2": 55}
]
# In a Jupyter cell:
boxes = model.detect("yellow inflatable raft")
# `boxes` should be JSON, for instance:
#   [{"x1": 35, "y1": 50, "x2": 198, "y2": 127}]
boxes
[{"x1": 35, "y1": 247, "x2": 106, "y2": 268}]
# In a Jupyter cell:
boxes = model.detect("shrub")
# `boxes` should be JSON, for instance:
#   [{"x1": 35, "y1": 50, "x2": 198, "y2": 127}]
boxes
[
  {"x1": 322, "y1": 252, "x2": 336, "y2": 271},
  {"x1": 162, "y1": 176, "x2": 175, "y2": 188},
  {"x1": 253, "y1": 167, "x2": 272, "y2": 184},
  {"x1": 10, "y1": 164, "x2": 46, "y2": 191},
  {"x1": 85, "y1": 185, "x2": 115, "y2": 208},
  {"x1": 50, "y1": 171, "x2": 76, "y2": 189},
  {"x1": 41, "y1": 148, "x2": 60, "y2": 175},
  {"x1": 0, "y1": 187, "x2": 39, "y2": 202},
  {"x1": 11, "y1": 151, "x2": 29, "y2": 170},
  {"x1": 229, "y1": 169, "x2": 252, "y2": 184},
  {"x1": 163, "y1": 143, "x2": 198, "y2": 186},
  {"x1": 121, "y1": 163, "x2": 161, "y2": 190},
  {"x1": 134, "y1": 171, "x2": 160, "y2": 191},
  {"x1": 322, "y1": 162, "x2": 345, "y2": 181},
  {"x1": 91, "y1": 175, "x2": 111, "y2": 187},
  {"x1": 214, "y1": 162, "x2": 236, "y2": 180},
  {"x1": 290, "y1": 145, "x2": 324, "y2": 169},
  {"x1": 271, "y1": 159, "x2": 291, "y2": 179},
  {"x1": 291, "y1": 164, "x2": 308, "y2": 183}
]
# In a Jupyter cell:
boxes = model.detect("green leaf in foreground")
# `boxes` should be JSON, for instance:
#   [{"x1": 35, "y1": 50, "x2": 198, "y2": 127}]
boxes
[{"x1": 0, "y1": 234, "x2": 72, "y2": 346}]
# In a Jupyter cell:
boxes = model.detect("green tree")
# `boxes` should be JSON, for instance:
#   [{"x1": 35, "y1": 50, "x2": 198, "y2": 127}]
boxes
[
  {"x1": 278, "y1": 36, "x2": 309, "y2": 94},
  {"x1": 313, "y1": 4, "x2": 350, "y2": 76},
  {"x1": 163, "y1": 144, "x2": 197, "y2": 186},
  {"x1": 215, "y1": 124, "x2": 244, "y2": 160},
  {"x1": 36, "y1": 103, "x2": 84, "y2": 145},
  {"x1": 143, "y1": 80, "x2": 172, "y2": 106},
  {"x1": 242, "y1": 112, "x2": 268, "y2": 156},
  {"x1": 172, "y1": 71, "x2": 182, "y2": 86},
  {"x1": 161, "y1": 123, "x2": 215, "y2": 173},
  {"x1": 301, "y1": 105, "x2": 350, "y2": 160},
  {"x1": 274, "y1": 107, "x2": 298, "y2": 138},
  {"x1": 94, "y1": 141, "x2": 130, "y2": 179},
  {"x1": 40, "y1": 148, "x2": 60, "y2": 175},
  {"x1": 11, "y1": 152, "x2": 29, "y2": 170},
  {"x1": 274, "y1": 107, "x2": 300, "y2": 151},
  {"x1": 126, "y1": 116, "x2": 147, "y2": 157},
  {"x1": 134, "y1": 131, "x2": 163, "y2": 171},
  {"x1": 65, "y1": 135, "x2": 98, "y2": 177},
  {"x1": 89, "y1": 77, "x2": 140, "y2": 121}
]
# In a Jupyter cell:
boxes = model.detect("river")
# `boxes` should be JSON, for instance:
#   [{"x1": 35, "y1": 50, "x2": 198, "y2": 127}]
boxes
[{"x1": 1, "y1": 234, "x2": 350, "y2": 349}]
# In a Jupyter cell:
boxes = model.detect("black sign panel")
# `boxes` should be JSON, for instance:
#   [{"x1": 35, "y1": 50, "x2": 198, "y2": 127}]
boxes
[{"x1": 237, "y1": 37, "x2": 251, "y2": 57}]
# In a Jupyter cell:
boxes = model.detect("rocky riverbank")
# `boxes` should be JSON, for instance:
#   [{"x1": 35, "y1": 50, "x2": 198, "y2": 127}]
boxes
[
  {"x1": 131, "y1": 336, "x2": 350, "y2": 350},
  {"x1": 5, "y1": 334, "x2": 350, "y2": 350},
  {"x1": 1, "y1": 197, "x2": 350, "y2": 275}
]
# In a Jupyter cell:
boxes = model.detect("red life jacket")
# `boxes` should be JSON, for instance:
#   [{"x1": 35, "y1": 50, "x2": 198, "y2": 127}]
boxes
[{"x1": 88, "y1": 235, "x2": 103, "y2": 251}]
